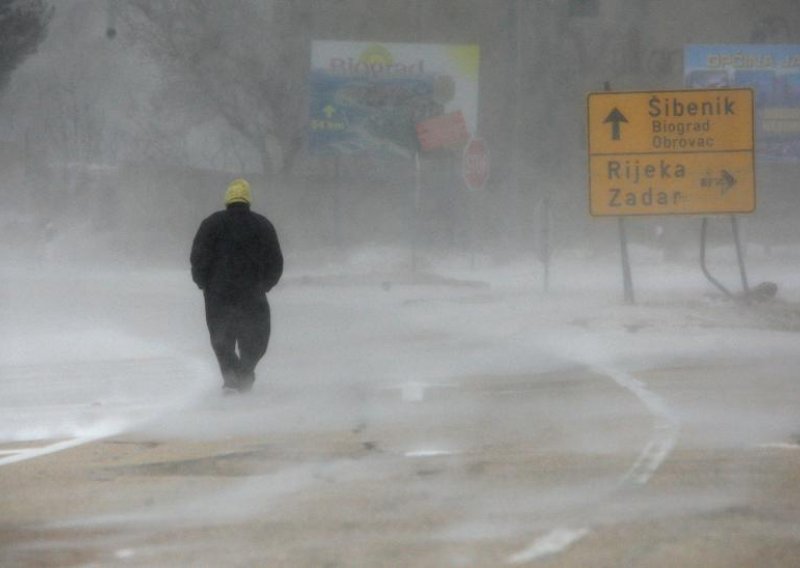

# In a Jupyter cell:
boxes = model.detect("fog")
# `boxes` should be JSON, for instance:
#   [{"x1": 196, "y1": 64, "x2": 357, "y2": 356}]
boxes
[
  {"x1": 3, "y1": 0, "x2": 799, "y2": 260},
  {"x1": 2, "y1": 1, "x2": 800, "y2": 566}
]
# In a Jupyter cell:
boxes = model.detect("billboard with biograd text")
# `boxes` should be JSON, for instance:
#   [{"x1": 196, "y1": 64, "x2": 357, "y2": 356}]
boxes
[
  {"x1": 309, "y1": 41, "x2": 480, "y2": 158},
  {"x1": 685, "y1": 45, "x2": 800, "y2": 161}
]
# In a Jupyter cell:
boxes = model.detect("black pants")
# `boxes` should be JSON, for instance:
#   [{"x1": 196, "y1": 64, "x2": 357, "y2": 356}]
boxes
[{"x1": 204, "y1": 291, "x2": 271, "y2": 391}]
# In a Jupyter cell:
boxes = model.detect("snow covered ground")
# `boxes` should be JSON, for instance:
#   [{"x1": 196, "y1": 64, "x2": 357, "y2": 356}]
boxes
[
  {"x1": 2, "y1": 241, "x2": 799, "y2": 450},
  {"x1": 2, "y1": 240, "x2": 800, "y2": 565}
]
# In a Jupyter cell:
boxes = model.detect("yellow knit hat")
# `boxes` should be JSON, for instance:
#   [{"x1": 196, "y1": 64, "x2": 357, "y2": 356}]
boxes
[{"x1": 224, "y1": 178, "x2": 251, "y2": 205}]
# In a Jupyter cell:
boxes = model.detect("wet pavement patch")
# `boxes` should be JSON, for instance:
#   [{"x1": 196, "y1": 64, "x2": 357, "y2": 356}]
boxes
[{"x1": 109, "y1": 448, "x2": 273, "y2": 478}]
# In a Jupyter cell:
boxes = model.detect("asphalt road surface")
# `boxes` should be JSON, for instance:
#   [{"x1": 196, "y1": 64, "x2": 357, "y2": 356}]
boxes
[
  {"x1": 2, "y1": 261, "x2": 800, "y2": 566},
  {"x1": 1, "y1": 361, "x2": 798, "y2": 567}
]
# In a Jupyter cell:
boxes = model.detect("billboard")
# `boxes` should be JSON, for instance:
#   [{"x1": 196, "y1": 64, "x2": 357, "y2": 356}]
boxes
[
  {"x1": 309, "y1": 41, "x2": 480, "y2": 158},
  {"x1": 685, "y1": 45, "x2": 800, "y2": 161}
]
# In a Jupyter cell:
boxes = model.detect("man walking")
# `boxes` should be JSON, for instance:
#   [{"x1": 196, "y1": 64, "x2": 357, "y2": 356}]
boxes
[{"x1": 191, "y1": 178, "x2": 283, "y2": 393}]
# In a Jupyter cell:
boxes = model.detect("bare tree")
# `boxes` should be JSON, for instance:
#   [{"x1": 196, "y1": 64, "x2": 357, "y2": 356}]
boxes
[
  {"x1": 0, "y1": 0, "x2": 52, "y2": 93},
  {"x1": 122, "y1": 0, "x2": 309, "y2": 176}
]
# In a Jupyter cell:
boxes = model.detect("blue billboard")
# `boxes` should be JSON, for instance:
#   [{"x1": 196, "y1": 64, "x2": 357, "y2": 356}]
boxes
[{"x1": 685, "y1": 45, "x2": 800, "y2": 161}]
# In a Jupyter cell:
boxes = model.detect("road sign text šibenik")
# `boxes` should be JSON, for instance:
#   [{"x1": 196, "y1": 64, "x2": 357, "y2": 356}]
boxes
[{"x1": 587, "y1": 88, "x2": 755, "y2": 216}]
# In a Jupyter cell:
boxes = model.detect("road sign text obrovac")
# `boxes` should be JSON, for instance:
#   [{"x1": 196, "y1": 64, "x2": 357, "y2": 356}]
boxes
[{"x1": 587, "y1": 88, "x2": 755, "y2": 216}]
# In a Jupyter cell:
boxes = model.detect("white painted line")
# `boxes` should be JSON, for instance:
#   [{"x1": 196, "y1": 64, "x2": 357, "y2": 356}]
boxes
[
  {"x1": 401, "y1": 382, "x2": 427, "y2": 402},
  {"x1": 508, "y1": 527, "x2": 591, "y2": 564},
  {"x1": 114, "y1": 548, "x2": 136, "y2": 559},
  {"x1": 404, "y1": 449, "x2": 460, "y2": 458},
  {"x1": 385, "y1": 381, "x2": 456, "y2": 403},
  {"x1": 758, "y1": 442, "x2": 800, "y2": 450},
  {"x1": 508, "y1": 366, "x2": 680, "y2": 564},
  {"x1": 602, "y1": 367, "x2": 680, "y2": 487},
  {"x1": 0, "y1": 434, "x2": 111, "y2": 467}
]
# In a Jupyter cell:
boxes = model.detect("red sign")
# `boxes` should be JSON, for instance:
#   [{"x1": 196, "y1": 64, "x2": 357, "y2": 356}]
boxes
[
  {"x1": 462, "y1": 137, "x2": 489, "y2": 190},
  {"x1": 416, "y1": 111, "x2": 469, "y2": 151}
]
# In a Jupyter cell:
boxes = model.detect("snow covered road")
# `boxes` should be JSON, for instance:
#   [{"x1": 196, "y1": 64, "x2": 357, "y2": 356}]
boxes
[{"x1": 2, "y1": 249, "x2": 800, "y2": 566}]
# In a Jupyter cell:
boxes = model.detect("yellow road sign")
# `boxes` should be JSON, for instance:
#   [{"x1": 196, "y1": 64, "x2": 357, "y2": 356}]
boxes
[{"x1": 587, "y1": 88, "x2": 755, "y2": 216}]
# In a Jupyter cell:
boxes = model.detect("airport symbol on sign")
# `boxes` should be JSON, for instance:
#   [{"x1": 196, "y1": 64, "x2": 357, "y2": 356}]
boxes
[{"x1": 587, "y1": 88, "x2": 755, "y2": 216}]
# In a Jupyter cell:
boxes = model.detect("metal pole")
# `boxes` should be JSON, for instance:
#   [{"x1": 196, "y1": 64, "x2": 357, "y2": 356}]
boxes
[
  {"x1": 700, "y1": 217, "x2": 735, "y2": 299},
  {"x1": 106, "y1": 0, "x2": 118, "y2": 39},
  {"x1": 730, "y1": 215, "x2": 750, "y2": 297},
  {"x1": 334, "y1": 154, "x2": 343, "y2": 249},
  {"x1": 469, "y1": 193, "x2": 476, "y2": 270},
  {"x1": 603, "y1": 81, "x2": 634, "y2": 304},
  {"x1": 542, "y1": 198, "x2": 550, "y2": 293},
  {"x1": 619, "y1": 217, "x2": 635, "y2": 304},
  {"x1": 536, "y1": 196, "x2": 552, "y2": 293},
  {"x1": 412, "y1": 152, "x2": 421, "y2": 273}
]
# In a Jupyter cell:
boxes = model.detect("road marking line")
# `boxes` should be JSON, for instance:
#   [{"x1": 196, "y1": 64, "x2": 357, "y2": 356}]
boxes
[
  {"x1": 603, "y1": 367, "x2": 680, "y2": 487},
  {"x1": 508, "y1": 527, "x2": 591, "y2": 564},
  {"x1": 758, "y1": 442, "x2": 800, "y2": 450},
  {"x1": 114, "y1": 549, "x2": 136, "y2": 559},
  {"x1": 385, "y1": 381, "x2": 456, "y2": 403},
  {"x1": 401, "y1": 382, "x2": 427, "y2": 402},
  {"x1": 507, "y1": 366, "x2": 679, "y2": 564},
  {"x1": 0, "y1": 435, "x2": 110, "y2": 467},
  {"x1": 404, "y1": 449, "x2": 460, "y2": 458}
]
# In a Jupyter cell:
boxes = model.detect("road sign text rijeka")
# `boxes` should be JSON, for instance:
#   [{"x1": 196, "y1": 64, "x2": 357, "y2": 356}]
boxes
[{"x1": 587, "y1": 88, "x2": 755, "y2": 216}]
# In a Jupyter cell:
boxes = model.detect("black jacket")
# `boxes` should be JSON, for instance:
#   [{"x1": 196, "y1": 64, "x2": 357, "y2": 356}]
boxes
[{"x1": 190, "y1": 203, "x2": 283, "y2": 298}]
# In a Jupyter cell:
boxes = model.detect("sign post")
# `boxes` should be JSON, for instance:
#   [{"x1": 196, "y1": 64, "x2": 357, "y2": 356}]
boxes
[
  {"x1": 461, "y1": 138, "x2": 488, "y2": 269},
  {"x1": 587, "y1": 87, "x2": 756, "y2": 302}
]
